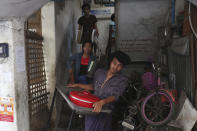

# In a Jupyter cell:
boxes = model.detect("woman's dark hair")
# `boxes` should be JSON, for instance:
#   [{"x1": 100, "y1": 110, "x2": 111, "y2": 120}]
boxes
[
  {"x1": 82, "y1": 3, "x2": 91, "y2": 10},
  {"x1": 111, "y1": 13, "x2": 115, "y2": 21}
]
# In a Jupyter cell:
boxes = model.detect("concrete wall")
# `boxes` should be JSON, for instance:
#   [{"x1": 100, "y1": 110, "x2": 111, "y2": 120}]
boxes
[
  {"x1": 55, "y1": 0, "x2": 81, "y2": 85},
  {"x1": 116, "y1": 0, "x2": 171, "y2": 62},
  {"x1": 41, "y1": 0, "x2": 81, "y2": 120},
  {"x1": 0, "y1": 20, "x2": 16, "y2": 131},
  {"x1": 0, "y1": 18, "x2": 29, "y2": 131},
  {"x1": 42, "y1": 1, "x2": 56, "y2": 110},
  {"x1": 0, "y1": 0, "x2": 50, "y2": 19},
  {"x1": 13, "y1": 18, "x2": 29, "y2": 131},
  {"x1": 41, "y1": 1, "x2": 81, "y2": 128}
]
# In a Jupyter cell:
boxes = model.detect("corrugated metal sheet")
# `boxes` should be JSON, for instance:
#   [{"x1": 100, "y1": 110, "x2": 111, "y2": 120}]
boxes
[{"x1": 168, "y1": 48, "x2": 194, "y2": 103}]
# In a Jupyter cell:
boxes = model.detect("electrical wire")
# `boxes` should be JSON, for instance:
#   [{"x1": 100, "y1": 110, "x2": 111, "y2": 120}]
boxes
[{"x1": 188, "y1": 2, "x2": 197, "y2": 39}]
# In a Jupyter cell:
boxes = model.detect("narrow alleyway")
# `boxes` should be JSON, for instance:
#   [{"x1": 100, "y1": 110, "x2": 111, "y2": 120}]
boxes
[{"x1": 0, "y1": 0, "x2": 197, "y2": 131}]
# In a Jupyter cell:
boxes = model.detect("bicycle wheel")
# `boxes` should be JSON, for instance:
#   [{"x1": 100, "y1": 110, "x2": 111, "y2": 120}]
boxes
[{"x1": 140, "y1": 90, "x2": 175, "y2": 126}]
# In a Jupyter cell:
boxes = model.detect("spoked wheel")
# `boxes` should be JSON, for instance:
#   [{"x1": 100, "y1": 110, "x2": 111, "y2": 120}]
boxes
[{"x1": 140, "y1": 90, "x2": 175, "y2": 126}]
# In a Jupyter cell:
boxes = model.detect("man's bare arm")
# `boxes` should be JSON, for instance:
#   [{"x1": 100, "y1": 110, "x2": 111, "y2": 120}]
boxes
[
  {"x1": 67, "y1": 83, "x2": 94, "y2": 91},
  {"x1": 68, "y1": 69, "x2": 75, "y2": 84},
  {"x1": 94, "y1": 23, "x2": 99, "y2": 37}
]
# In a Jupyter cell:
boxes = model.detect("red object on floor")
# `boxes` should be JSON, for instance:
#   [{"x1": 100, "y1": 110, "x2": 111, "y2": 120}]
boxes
[
  {"x1": 69, "y1": 91, "x2": 100, "y2": 108},
  {"x1": 161, "y1": 89, "x2": 177, "y2": 103}
]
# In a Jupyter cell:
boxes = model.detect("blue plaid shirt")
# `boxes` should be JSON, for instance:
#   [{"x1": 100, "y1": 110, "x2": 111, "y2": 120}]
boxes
[{"x1": 67, "y1": 52, "x2": 96, "y2": 83}]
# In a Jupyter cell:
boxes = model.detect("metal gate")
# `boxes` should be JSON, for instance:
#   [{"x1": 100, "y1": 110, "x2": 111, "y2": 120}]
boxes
[
  {"x1": 168, "y1": 48, "x2": 194, "y2": 103},
  {"x1": 25, "y1": 31, "x2": 49, "y2": 118}
]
